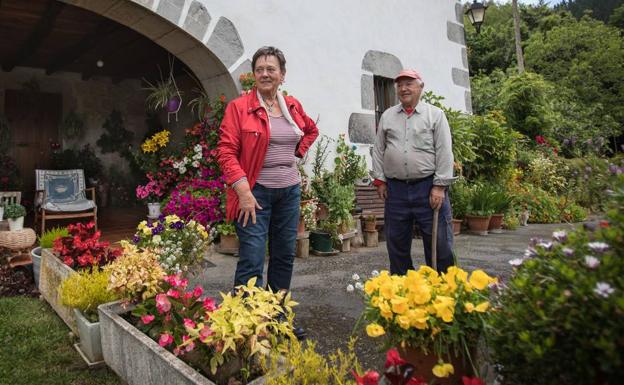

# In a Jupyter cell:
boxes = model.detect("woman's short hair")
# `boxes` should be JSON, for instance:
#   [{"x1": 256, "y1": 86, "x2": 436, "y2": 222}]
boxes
[{"x1": 252, "y1": 46, "x2": 286, "y2": 72}]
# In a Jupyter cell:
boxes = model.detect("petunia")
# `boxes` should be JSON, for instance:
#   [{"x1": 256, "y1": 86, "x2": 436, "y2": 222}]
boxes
[
  {"x1": 355, "y1": 282, "x2": 365, "y2": 291},
  {"x1": 594, "y1": 282, "x2": 615, "y2": 298},
  {"x1": 469, "y1": 270, "x2": 495, "y2": 290},
  {"x1": 183, "y1": 318, "x2": 196, "y2": 329},
  {"x1": 475, "y1": 301, "x2": 490, "y2": 312},
  {"x1": 384, "y1": 348, "x2": 408, "y2": 369},
  {"x1": 562, "y1": 247, "x2": 575, "y2": 257},
  {"x1": 462, "y1": 376, "x2": 486, "y2": 385},
  {"x1": 192, "y1": 286, "x2": 203, "y2": 298},
  {"x1": 587, "y1": 242, "x2": 609, "y2": 254},
  {"x1": 584, "y1": 255, "x2": 600, "y2": 269},
  {"x1": 371, "y1": 270, "x2": 380, "y2": 277},
  {"x1": 203, "y1": 297, "x2": 216, "y2": 312},
  {"x1": 352, "y1": 273, "x2": 361, "y2": 281},
  {"x1": 552, "y1": 230, "x2": 567, "y2": 243}
]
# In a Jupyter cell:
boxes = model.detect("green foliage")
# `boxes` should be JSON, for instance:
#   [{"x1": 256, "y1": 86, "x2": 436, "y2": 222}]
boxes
[
  {"x1": 60, "y1": 110, "x2": 84, "y2": 140},
  {"x1": 0, "y1": 297, "x2": 120, "y2": 385},
  {"x1": 39, "y1": 226, "x2": 69, "y2": 249},
  {"x1": 468, "y1": 69, "x2": 507, "y2": 115},
  {"x1": 466, "y1": 182, "x2": 495, "y2": 216},
  {"x1": 143, "y1": 78, "x2": 180, "y2": 112},
  {"x1": 311, "y1": 135, "x2": 332, "y2": 180},
  {"x1": 216, "y1": 222, "x2": 236, "y2": 236},
  {"x1": 312, "y1": 173, "x2": 355, "y2": 234},
  {"x1": 489, "y1": 175, "x2": 624, "y2": 385},
  {"x1": 96, "y1": 110, "x2": 134, "y2": 155},
  {"x1": 525, "y1": 15, "x2": 624, "y2": 139},
  {"x1": 462, "y1": 112, "x2": 519, "y2": 182},
  {"x1": 51, "y1": 144, "x2": 104, "y2": 181},
  {"x1": 499, "y1": 72, "x2": 555, "y2": 140},
  {"x1": 557, "y1": 0, "x2": 624, "y2": 23},
  {"x1": 609, "y1": 3, "x2": 624, "y2": 29},
  {"x1": 59, "y1": 268, "x2": 119, "y2": 322},
  {"x1": 561, "y1": 155, "x2": 624, "y2": 211},
  {"x1": 333, "y1": 134, "x2": 367, "y2": 186},
  {"x1": 449, "y1": 177, "x2": 470, "y2": 219},
  {"x1": 4, "y1": 203, "x2": 26, "y2": 219},
  {"x1": 262, "y1": 339, "x2": 360, "y2": 385}
]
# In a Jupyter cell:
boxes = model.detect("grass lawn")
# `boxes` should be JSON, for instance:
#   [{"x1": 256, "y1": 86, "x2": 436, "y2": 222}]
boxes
[{"x1": 0, "y1": 296, "x2": 122, "y2": 385}]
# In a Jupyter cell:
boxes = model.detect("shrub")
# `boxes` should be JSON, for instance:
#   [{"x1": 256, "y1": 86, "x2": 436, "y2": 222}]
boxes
[
  {"x1": 561, "y1": 155, "x2": 624, "y2": 211},
  {"x1": 105, "y1": 242, "x2": 165, "y2": 301},
  {"x1": 4, "y1": 203, "x2": 26, "y2": 219},
  {"x1": 38, "y1": 227, "x2": 69, "y2": 249},
  {"x1": 59, "y1": 268, "x2": 119, "y2": 322},
  {"x1": 525, "y1": 154, "x2": 568, "y2": 195},
  {"x1": 489, "y1": 174, "x2": 624, "y2": 385},
  {"x1": 466, "y1": 182, "x2": 495, "y2": 216},
  {"x1": 53, "y1": 222, "x2": 120, "y2": 269},
  {"x1": 449, "y1": 177, "x2": 470, "y2": 219}
]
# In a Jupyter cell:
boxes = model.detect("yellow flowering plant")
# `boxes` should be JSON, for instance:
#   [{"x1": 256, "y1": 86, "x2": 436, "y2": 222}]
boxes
[
  {"x1": 360, "y1": 266, "x2": 497, "y2": 378},
  {"x1": 106, "y1": 242, "x2": 165, "y2": 301}
]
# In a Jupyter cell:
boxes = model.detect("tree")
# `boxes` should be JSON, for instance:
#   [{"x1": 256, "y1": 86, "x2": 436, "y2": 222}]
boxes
[
  {"x1": 609, "y1": 4, "x2": 624, "y2": 29},
  {"x1": 555, "y1": 0, "x2": 624, "y2": 23}
]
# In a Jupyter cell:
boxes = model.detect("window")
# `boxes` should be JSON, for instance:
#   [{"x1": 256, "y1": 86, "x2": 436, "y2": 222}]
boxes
[{"x1": 374, "y1": 76, "x2": 396, "y2": 129}]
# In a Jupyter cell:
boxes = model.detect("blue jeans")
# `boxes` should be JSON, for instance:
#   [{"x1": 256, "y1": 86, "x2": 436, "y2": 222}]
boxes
[
  {"x1": 384, "y1": 177, "x2": 454, "y2": 275},
  {"x1": 234, "y1": 183, "x2": 300, "y2": 291}
]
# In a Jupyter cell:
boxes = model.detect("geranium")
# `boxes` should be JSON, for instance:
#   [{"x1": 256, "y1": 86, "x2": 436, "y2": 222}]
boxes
[
  {"x1": 361, "y1": 266, "x2": 496, "y2": 379},
  {"x1": 135, "y1": 179, "x2": 164, "y2": 202},
  {"x1": 53, "y1": 221, "x2": 120, "y2": 269}
]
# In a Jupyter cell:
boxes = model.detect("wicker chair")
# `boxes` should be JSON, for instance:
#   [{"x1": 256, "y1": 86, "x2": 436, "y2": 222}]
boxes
[{"x1": 34, "y1": 169, "x2": 97, "y2": 234}]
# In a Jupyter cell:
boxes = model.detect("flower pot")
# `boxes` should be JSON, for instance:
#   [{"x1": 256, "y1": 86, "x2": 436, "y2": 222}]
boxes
[
  {"x1": 74, "y1": 309, "x2": 103, "y2": 363},
  {"x1": 452, "y1": 219, "x2": 462, "y2": 236},
  {"x1": 31, "y1": 247, "x2": 42, "y2": 289},
  {"x1": 8, "y1": 216, "x2": 24, "y2": 231},
  {"x1": 297, "y1": 217, "x2": 306, "y2": 236},
  {"x1": 98, "y1": 301, "x2": 267, "y2": 385},
  {"x1": 316, "y1": 203, "x2": 329, "y2": 221},
  {"x1": 147, "y1": 202, "x2": 161, "y2": 219},
  {"x1": 165, "y1": 97, "x2": 181, "y2": 113},
  {"x1": 364, "y1": 220, "x2": 377, "y2": 232},
  {"x1": 39, "y1": 249, "x2": 78, "y2": 333},
  {"x1": 465, "y1": 215, "x2": 491, "y2": 236},
  {"x1": 488, "y1": 213, "x2": 504, "y2": 234},
  {"x1": 218, "y1": 234, "x2": 239, "y2": 255},
  {"x1": 309, "y1": 230, "x2": 333, "y2": 252},
  {"x1": 0, "y1": 206, "x2": 4, "y2": 221},
  {"x1": 398, "y1": 345, "x2": 475, "y2": 385}
]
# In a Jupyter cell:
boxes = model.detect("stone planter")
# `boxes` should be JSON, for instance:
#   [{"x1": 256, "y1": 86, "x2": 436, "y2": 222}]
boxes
[
  {"x1": 31, "y1": 246, "x2": 42, "y2": 289},
  {"x1": 74, "y1": 309, "x2": 104, "y2": 364},
  {"x1": 39, "y1": 249, "x2": 78, "y2": 333},
  {"x1": 488, "y1": 213, "x2": 504, "y2": 234},
  {"x1": 465, "y1": 215, "x2": 491, "y2": 236},
  {"x1": 217, "y1": 234, "x2": 239, "y2": 255},
  {"x1": 8, "y1": 216, "x2": 24, "y2": 231},
  {"x1": 452, "y1": 219, "x2": 462, "y2": 236},
  {"x1": 98, "y1": 301, "x2": 266, "y2": 385}
]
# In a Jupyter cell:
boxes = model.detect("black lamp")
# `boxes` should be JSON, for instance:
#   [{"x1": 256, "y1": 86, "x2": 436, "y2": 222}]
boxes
[{"x1": 465, "y1": 1, "x2": 488, "y2": 34}]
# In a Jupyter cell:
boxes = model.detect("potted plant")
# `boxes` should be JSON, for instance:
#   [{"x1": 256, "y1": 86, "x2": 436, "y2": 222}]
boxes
[
  {"x1": 310, "y1": 220, "x2": 337, "y2": 253},
  {"x1": 0, "y1": 201, "x2": 4, "y2": 222},
  {"x1": 363, "y1": 214, "x2": 377, "y2": 232},
  {"x1": 131, "y1": 215, "x2": 212, "y2": 273},
  {"x1": 488, "y1": 188, "x2": 510, "y2": 234},
  {"x1": 216, "y1": 222, "x2": 239, "y2": 254},
  {"x1": 31, "y1": 226, "x2": 69, "y2": 289},
  {"x1": 59, "y1": 268, "x2": 120, "y2": 364},
  {"x1": 298, "y1": 199, "x2": 317, "y2": 236},
  {"x1": 361, "y1": 266, "x2": 497, "y2": 384},
  {"x1": 5, "y1": 203, "x2": 26, "y2": 231},
  {"x1": 465, "y1": 183, "x2": 494, "y2": 236},
  {"x1": 143, "y1": 77, "x2": 182, "y2": 113},
  {"x1": 449, "y1": 177, "x2": 470, "y2": 235},
  {"x1": 136, "y1": 180, "x2": 165, "y2": 219},
  {"x1": 489, "y1": 175, "x2": 624, "y2": 385}
]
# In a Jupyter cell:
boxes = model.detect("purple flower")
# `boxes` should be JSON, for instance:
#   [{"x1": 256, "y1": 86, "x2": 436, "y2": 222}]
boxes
[
  {"x1": 537, "y1": 241, "x2": 553, "y2": 251},
  {"x1": 524, "y1": 247, "x2": 537, "y2": 258},
  {"x1": 588, "y1": 242, "x2": 609, "y2": 254},
  {"x1": 151, "y1": 223, "x2": 165, "y2": 235},
  {"x1": 170, "y1": 221, "x2": 185, "y2": 230},
  {"x1": 594, "y1": 282, "x2": 614, "y2": 298},
  {"x1": 584, "y1": 255, "x2": 600, "y2": 269},
  {"x1": 609, "y1": 164, "x2": 618, "y2": 175},
  {"x1": 562, "y1": 247, "x2": 574, "y2": 257},
  {"x1": 528, "y1": 238, "x2": 543, "y2": 247},
  {"x1": 563, "y1": 138, "x2": 570, "y2": 146},
  {"x1": 552, "y1": 230, "x2": 567, "y2": 243},
  {"x1": 132, "y1": 235, "x2": 141, "y2": 244}
]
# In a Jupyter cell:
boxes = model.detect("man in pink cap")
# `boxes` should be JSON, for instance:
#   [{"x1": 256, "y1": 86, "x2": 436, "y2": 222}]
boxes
[{"x1": 371, "y1": 69, "x2": 455, "y2": 274}]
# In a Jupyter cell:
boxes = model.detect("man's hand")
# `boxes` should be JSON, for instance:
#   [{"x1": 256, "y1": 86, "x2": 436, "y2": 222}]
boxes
[
  {"x1": 234, "y1": 180, "x2": 263, "y2": 227},
  {"x1": 376, "y1": 182, "x2": 387, "y2": 200},
  {"x1": 429, "y1": 186, "x2": 446, "y2": 210}
]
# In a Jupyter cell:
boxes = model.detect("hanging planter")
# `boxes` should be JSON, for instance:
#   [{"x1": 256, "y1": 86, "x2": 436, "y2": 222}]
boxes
[{"x1": 143, "y1": 56, "x2": 183, "y2": 122}]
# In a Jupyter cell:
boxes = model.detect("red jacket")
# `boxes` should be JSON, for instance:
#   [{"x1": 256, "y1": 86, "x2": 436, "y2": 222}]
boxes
[{"x1": 217, "y1": 89, "x2": 319, "y2": 222}]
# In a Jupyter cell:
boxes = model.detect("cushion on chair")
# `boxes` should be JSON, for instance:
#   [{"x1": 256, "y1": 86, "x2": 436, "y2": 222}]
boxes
[
  {"x1": 35, "y1": 169, "x2": 87, "y2": 205},
  {"x1": 42, "y1": 198, "x2": 96, "y2": 212}
]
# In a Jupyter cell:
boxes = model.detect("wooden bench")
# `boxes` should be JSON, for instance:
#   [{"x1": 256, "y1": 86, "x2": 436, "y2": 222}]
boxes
[{"x1": 355, "y1": 186, "x2": 385, "y2": 227}]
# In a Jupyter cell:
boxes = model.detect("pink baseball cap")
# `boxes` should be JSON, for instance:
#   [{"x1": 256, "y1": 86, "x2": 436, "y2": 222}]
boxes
[{"x1": 394, "y1": 69, "x2": 423, "y2": 82}]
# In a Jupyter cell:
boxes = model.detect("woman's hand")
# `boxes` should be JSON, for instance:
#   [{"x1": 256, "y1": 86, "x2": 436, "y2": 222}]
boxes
[{"x1": 234, "y1": 180, "x2": 263, "y2": 227}]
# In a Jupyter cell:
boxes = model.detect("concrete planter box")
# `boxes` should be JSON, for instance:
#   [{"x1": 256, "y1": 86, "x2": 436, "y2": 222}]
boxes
[
  {"x1": 98, "y1": 301, "x2": 267, "y2": 385},
  {"x1": 39, "y1": 248, "x2": 78, "y2": 333},
  {"x1": 74, "y1": 309, "x2": 104, "y2": 364}
]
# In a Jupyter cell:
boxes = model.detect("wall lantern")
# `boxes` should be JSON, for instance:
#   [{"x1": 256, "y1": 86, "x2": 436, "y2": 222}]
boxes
[{"x1": 465, "y1": 1, "x2": 488, "y2": 34}]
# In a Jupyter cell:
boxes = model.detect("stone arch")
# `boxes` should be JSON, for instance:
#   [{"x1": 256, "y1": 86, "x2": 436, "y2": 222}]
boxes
[
  {"x1": 61, "y1": 0, "x2": 249, "y2": 99},
  {"x1": 349, "y1": 50, "x2": 403, "y2": 144}
]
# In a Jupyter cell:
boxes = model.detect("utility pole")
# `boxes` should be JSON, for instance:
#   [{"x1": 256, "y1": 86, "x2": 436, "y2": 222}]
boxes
[{"x1": 512, "y1": 0, "x2": 525, "y2": 73}]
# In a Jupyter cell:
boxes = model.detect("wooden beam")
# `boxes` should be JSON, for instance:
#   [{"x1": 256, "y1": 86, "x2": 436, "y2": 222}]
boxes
[
  {"x1": 2, "y1": 1, "x2": 65, "y2": 72},
  {"x1": 46, "y1": 21, "x2": 118, "y2": 75}
]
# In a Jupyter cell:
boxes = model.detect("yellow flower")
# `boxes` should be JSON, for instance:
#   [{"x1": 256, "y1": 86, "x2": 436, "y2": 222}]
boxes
[
  {"x1": 364, "y1": 279, "x2": 378, "y2": 295},
  {"x1": 137, "y1": 221, "x2": 147, "y2": 230},
  {"x1": 407, "y1": 284, "x2": 431, "y2": 305},
  {"x1": 141, "y1": 140, "x2": 157, "y2": 153},
  {"x1": 432, "y1": 362, "x2": 454, "y2": 378},
  {"x1": 366, "y1": 323, "x2": 385, "y2": 337},
  {"x1": 380, "y1": 282, "x2": 396, "y2": 300},
  {"x1": 469, "y1": 269, "x2": 495, "y2": 290},
  {"x1": 200, "y1": 230, "x2": 209, "y2": 239},
  {"x1": 406, "y1": 309, "x2": 429, "y2": 329},
  {"x1": 465, "y1": 302, "x2": 475, "y2": 313},
  {"x1": 396, "y1": 315, "x2": 411, "y2": 330},
  {"x1": 142, "y1": 226, "x2": 152, "y2": 236},
  {"x1": 475, "y1": 301, "x2": 490, "y2": 312},
  {"x1": 433, "y1": 296, "x2": 455, "y2": 322},
  {"x1": 379, "y1": 301, "x2": 393, "y2": 320},
  {"x1": 370, "y1": 295, "x2": 382, "y2": 308},
  {"x1": 165, "y1": 214, "x2": 181, "y2": 224},
  {"x1": 391, "y1": 296, "x2": 409, "y2": 314}
]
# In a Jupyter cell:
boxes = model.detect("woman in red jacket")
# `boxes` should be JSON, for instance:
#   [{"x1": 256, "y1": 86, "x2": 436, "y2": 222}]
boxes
[{"x1": 217, "y1": 46, "x2": 319, "y2": 294}]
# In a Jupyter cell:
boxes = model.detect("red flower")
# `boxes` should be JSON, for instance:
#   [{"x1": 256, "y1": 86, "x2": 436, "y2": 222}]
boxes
[
  {"x1": 462, "y1": 376, "x2": 485, "y2": 385},
  {"x1": 352, "y1": 370, "x2": 380, "y2": 385},
  {"x1": 384, "y1": 348, "x2": 408, "y2": 368},
  {"x1": 599, "y1": 220, "x2": 610, "y2": 228}
]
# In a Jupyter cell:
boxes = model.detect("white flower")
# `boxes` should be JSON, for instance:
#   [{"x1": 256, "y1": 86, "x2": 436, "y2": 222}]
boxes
[
  {"x1": 352, "y1": 273, "x2": 360, "y2": 281},
  {"x1": 355, "y1": 282, "x2": 364, "y2": 291},
  {"x1": 338, "y1": 234, "x2": 344, "y2": 241},
  {"x1": 509, "y1": 258, "x2": 524, "y2": 267},
  {"x1": 346, "y1": 284, "x2": 355, "y2": 293},
  {"x1": 594, "y1": 282, "x2": 614, "y2": 298},
  {"x1": 587, "y1": 242, "x2": 609, "y2": 254},
  {"x1": 371, "y1": 270, "x2": 380, "y2": 277},
  {"x1": 584, "y1": 255, "x2": 600, "y2": 269},
  {"x1": 183, "y1": 157, "x2": 189, "y2": 164},
  {"x1": 524, "y1": 247, "x2": 537, "y2": 258},
  {"x1": 194, "y1": 144, "x2": 202, "y2": 153},
  {"x1": 192, "y1": 160, "x2": 200, "y2": 168},
  {"x1": 562, "y1": 247, "x2": 575, "y2": 257},
  {"x1": 537, "y1": 241, "x2": 553, "y2": 251},
  {"x1": 552, "y1": 230, "x2": 567, "y2": 242}
]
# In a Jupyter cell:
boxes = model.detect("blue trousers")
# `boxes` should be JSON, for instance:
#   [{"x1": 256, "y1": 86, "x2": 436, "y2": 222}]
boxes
[
  {"x1": 234, "y1": 183, "x2": 300, "y2": 291},
  {"x1": 384, "y1": 177, "x2": 454, "y2": 275}
]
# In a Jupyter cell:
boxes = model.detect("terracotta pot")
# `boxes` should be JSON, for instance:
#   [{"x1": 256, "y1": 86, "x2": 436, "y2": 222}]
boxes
[
  {"x1": 488, "y1": 213, "x2": 504, "y2": 234},
  {"x1": 398, "y1": 345, "x2": 475, "y2": 385},
  {"x1": 364, "y1": 220, "x2": 377, "y2": 232},
  {"x1": 297, "y1": 217, "x2": 306, "y2": 236},
  {"x1": 465, "y1": 215, "x2": 491, "y2": 236},
  {"x1": 219, "y1": 234, "x2": 239, "y2": 253},
  {"x1": 452, "y1": 219, "x2": 462, "y2": 235}
]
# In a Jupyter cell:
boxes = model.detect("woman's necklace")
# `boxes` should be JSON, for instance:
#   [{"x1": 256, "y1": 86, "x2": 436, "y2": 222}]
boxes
[{"x1": 261, "y1": 94, "x2": 277, "y2": 113}]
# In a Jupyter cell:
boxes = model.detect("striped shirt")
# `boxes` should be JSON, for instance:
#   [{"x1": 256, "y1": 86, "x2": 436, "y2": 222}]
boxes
[{"x1": 256, "y1": 116, "x2": 301, "y2": 188}]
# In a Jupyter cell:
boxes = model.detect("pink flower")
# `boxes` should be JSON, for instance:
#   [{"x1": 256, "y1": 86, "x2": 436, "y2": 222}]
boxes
[
  {"x1": 166, "y1": 289, "x2": 180, "y2": 299},
  {"x1": 155, "y1": 294, "x2": 171, "y2": 313},
  {"x1": 192, "y1": 286, "x2": 203, "y2": 298},
  {"x1": 199, "y1": 325, "x2": 214, "y2": 342},
  {"x1": 183, "y1": 292, "x2": 193, "y2": 300},
  {"x1": 173, "y1": 347, "x2": 181, "y2": 356},
  {"x1": 203, "y1": 297, "x2": 216, "y2": 312},
  {"x1": 179, "y1": 278, "x2": 189, "y2": 288},
  {"x1": 183, "y1": 318, "x2": 196, "y2": 329},
  {"x1": 159, "y1": 333, "x2": 174, "y2": 347},
  {"x1": 182, "y1": 335, "x2": 195, "y2": 352},
  {"x1": 141, "y1": 314, "x2": 155, "y2": 325},
  {"x1": 165, "y1": 275, "x2": 182, "y2": 287}
]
